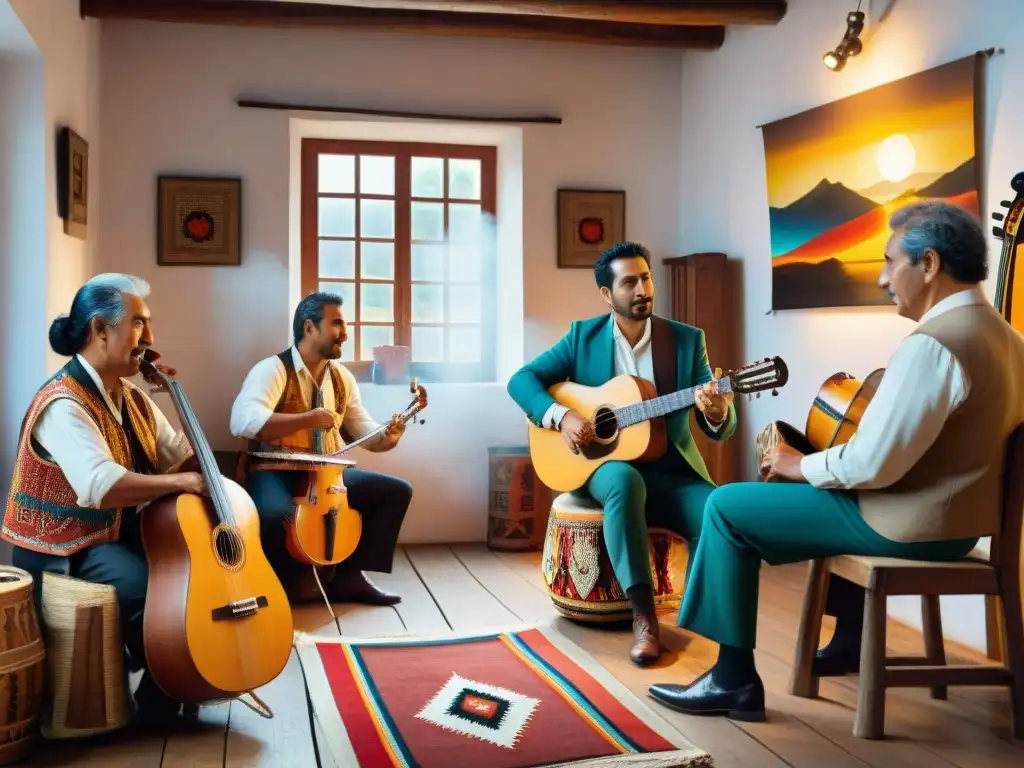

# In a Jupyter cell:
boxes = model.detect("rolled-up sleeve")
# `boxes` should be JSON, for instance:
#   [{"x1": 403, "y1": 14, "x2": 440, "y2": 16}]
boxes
[
  {"x1": 33, "y1": 399, "x2": 129, "y2": 508},
  {"x1": 230, "y1": 357, "x2": 286, "y2": 439}
]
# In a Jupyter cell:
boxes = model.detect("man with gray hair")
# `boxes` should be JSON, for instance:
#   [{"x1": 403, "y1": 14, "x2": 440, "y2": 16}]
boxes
[
  {"x1": 2, "y1": 273, "x2": 206, "y2": 726},
  {"x1": 646, "y1": 201, "x2": 1024, "y2": 723}
]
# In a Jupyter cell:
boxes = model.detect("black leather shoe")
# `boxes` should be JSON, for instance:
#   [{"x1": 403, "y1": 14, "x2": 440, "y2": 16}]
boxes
[
  {"x1": 648, "y1": 670, "x2": 767, "y2": 722},
  {"x1": 812, "y1": 646, "x2": 860, "y2": 676},
  {"x1": 327, "y1": 570, "x2": 401, "y2": 606}
]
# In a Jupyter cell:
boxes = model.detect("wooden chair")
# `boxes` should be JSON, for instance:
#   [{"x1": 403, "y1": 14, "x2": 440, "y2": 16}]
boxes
[{"x1": 789, "y1": 424, "x2": 1024, "y2": 740}]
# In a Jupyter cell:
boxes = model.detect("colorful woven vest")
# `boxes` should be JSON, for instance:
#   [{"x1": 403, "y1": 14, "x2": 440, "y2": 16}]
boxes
[
  {"x1": 246, "y1": 349, "x2": 348, "y2": 455},
  {"x1": 1, "y1": 358, "x2": 159, "y2": 556}
]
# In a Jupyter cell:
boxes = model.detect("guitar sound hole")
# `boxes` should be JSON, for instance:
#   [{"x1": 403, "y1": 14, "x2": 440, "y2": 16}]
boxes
[
  {"x1": 213, "y1": 526, "x2": 245, "y2": 569},
  {"x1": 592, "y1": 406, "x2": 618, "y2": 441}
]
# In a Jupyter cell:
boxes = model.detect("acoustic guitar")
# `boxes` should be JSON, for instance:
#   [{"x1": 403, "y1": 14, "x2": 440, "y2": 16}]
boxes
[
  {"x1": 755, "y1": 369, "x2": 884, "y2": 470},
  {"x1": 528, "y1": 357, "x2": 789, "y2": 492},
  {"x1": 248, "y1": 380, "x2": 428, "y2": 567},
  {"x1": 138, "y1": 354, "x2": 293, "y2": 711}
]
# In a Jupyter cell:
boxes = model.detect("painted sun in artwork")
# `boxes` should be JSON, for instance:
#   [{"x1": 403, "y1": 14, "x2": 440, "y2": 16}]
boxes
[{"x1": 876, "y1": 134, "x2": 917, "y2": 183}]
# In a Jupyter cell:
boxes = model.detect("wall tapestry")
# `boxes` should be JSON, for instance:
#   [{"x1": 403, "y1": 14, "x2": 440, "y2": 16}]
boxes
[
  {"x1": 762, "y1": 54, "x2": 980, "y2": 310},
  {"x1": 157, "y1": 176, "x2": 242, "y2": 266}
]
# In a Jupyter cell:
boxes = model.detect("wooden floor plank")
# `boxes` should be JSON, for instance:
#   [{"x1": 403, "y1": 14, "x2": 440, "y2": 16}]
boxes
[
  {"x1": 373, "y1": 548, "x2": 452, "y2": 634},
  {"x1": 223, "y1": 649, "x2": 317, "y2": 767},
  {"x1": 161, "y1": 702, "x2": 229, "y2": 768}
]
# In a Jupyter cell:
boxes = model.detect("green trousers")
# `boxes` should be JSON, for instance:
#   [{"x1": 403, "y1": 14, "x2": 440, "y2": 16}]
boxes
[
  {"x1": 575, "y1": 451, "x2": 714, "y2": 593},
  {"x1": 676, "y1": 482, "x2": 979, "y2": 650}
]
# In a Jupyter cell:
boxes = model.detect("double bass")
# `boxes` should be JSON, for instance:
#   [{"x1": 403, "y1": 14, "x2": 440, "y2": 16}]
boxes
[
  {"x1": 247, "y1": 380, "x2": 428, "y2": 567},
  {"x1": 139, "y1": 353, "x2": 293, "y2": 712}
]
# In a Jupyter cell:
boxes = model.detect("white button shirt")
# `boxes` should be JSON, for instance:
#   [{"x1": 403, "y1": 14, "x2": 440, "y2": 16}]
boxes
[
  {"x1": 229, "y1": 345, "x2": 379, "y2": 444},
  {"x1": 801, "y1": 288, "x2": 985, "y2": 489},
  {"x1": 541, "y1": 314, "x2": 722, "y2": 431},
  {"x1": 32, "y1": 355, "x2": 193, "y2": 509}
]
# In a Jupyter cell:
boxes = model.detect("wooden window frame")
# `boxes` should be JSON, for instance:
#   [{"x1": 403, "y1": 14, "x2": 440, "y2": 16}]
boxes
[{"x1": 301, "y1": 138, "x2": 498, "y2": 383}]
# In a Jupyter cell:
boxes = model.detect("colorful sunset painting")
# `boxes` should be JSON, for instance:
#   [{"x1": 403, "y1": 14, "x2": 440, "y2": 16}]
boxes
[{"x1": 763, "y1": 55, "x2": 979, "y2": 310}]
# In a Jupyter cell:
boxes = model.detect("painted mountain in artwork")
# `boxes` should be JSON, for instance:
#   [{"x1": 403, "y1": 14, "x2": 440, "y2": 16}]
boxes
[{"x1": 768, "y1": 180, "x2": 878, "y2": 256}]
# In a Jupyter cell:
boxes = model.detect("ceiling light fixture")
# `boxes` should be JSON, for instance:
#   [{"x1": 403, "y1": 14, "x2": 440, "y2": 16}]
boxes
[{"x1": 823, "y1": 2, "x2": 866, "y2": 72}]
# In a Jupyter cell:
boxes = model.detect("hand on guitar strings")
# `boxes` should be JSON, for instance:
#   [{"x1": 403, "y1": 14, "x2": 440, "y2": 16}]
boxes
[
  {"x1": 560, "y1": 411, "x2": 595, "y2": 455},
  {"x1": 380, "y1": 413, "x2": 407, "y2": 447},
  {"x1": 758, "y1": 444, "x2": 807, "y2": 484},
  {"x1": 694, "y1": 368, "x2": 734, "y2": 424},
  {"x1": 308, "y1": 408, "x2": 341, "y2": 430}
]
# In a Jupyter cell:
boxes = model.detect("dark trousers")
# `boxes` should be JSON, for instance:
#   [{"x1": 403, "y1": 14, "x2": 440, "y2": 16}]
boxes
[
  {"x1": 12, "y1": 513, "x2": 173, "y2": 709},
  {"x1": 246, "y1": 467, "x2": 412, "y2": 585}
]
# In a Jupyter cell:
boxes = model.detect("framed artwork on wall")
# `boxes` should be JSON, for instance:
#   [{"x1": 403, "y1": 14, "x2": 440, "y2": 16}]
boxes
[
  {"x1": 556, "y1": 188, "x2": 625, "y2": 268},
  {"x1": 57, "y1": 127, "x2": 89, "y2": 241},
  {"x1": 157, "y1": 175, "x2": 242, "y2": 266}
]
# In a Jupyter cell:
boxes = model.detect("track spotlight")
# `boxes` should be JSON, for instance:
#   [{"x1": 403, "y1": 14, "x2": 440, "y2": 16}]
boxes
[{"x1": 823, "y1": 9, "x2": 866, "y2": 71}]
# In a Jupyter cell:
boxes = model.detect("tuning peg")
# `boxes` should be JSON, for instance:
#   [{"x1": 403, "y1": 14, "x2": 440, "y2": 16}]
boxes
[
  {"x1": 1001, "y1": 200, "x2": 1011, "y2": 208},
  {"x1": 772, "y1": 389, "x2": 778, "y2": 396},
  {"x1": 756, "y1": 392, "x2": 761, "y2": 398},
  {"x1": 993, "y1": 212, "x2": 1005, "y2": 221},
  {"x1": 994, "y1": 226, "x2": 1005, "y2": 239}
]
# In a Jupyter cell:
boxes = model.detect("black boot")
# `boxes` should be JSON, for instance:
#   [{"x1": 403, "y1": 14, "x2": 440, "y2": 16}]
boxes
[{"x1": 813, "y1": 576, "x2": 864, "y2": 676}]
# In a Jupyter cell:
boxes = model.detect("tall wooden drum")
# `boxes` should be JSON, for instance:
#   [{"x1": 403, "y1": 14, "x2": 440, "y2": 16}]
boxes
[
  {"x1": 0, "y1": 566, "x2": 46, "y2": 765},
  {"x1": 541, "y1": 493, "x2": 689, "y2": 623},
  {"x1": 487, "y1": 446, "x2": 552, "y2": 551}
]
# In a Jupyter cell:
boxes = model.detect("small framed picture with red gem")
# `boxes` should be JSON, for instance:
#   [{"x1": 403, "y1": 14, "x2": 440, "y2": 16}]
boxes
[
  {"x1": 556, "y1": 188, "x2": 625, "y2": 269},
  {"x1": 157, "y1": 176, "x2": 242, "y2": 266}
]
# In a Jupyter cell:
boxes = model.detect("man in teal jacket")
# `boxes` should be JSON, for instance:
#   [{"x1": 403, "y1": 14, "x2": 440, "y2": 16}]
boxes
[{"x1": 506, "y1": 242, "x2": 736, "y2": 665}]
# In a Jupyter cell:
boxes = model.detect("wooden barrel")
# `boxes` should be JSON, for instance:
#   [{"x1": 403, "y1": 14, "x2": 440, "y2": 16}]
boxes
[
  {"x1": 486, "y1": 446, "x2": 552, "y2": 551},
  {"x1": 0, "y1": 566, "x2": 46, "y2": 765}
]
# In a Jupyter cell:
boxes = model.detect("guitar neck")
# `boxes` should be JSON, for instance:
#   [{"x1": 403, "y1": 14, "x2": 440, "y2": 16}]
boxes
[{"x1": 614, "y1": 377, "x2": 733, "y2": 428}]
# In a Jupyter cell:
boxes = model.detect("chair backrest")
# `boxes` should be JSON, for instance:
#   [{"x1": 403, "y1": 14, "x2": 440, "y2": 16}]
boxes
[{"x1": 992, "y1": 424, "x2": 1024, "y2": 575}]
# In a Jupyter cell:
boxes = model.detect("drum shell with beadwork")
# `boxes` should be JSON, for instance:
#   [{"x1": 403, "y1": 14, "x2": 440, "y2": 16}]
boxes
[{"x1": 541, "y1": 493, "x2": 688, "y2": 623}]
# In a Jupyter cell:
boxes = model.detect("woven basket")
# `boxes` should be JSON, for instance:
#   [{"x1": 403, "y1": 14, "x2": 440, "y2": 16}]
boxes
[{"x1": 38, "y1": 572, "x2": 130, "y2": 739}]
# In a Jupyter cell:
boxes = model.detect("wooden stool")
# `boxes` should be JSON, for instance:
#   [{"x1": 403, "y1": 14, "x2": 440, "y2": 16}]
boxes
[
  {"x1": 789, "y1": 425, "x2": 1024, "y2": 740},
  {"x1": 540, "y1": 492, "x2": 688, "y2": 622},
  {"x1": 0, "y1": 566, "x2": 46, "y2": 765},
  {"x1": 39, "y1": 572, "x2": 130, "y2": 739}
]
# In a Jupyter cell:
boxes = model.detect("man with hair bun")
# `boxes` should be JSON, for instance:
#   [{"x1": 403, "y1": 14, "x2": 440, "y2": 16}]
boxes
[{"x1": 2, "y1": 273, "x2": 206, "y2": 726}]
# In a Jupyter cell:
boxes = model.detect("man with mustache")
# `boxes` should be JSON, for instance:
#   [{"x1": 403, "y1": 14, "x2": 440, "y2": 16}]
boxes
[
  {"x1": 230, "y1": 291, "x2": 411, "y2": 606},
  {"x1": 2, "y1": 273, "x2": 206, "y2": 726},
  {"x1": 507, "y1": 242, "x2": 736, "y2": 665}
]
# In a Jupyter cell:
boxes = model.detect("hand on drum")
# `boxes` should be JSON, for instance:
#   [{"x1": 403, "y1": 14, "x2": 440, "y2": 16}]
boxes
[{"x1": 759, "y1": 443, "x2": 807, "y2": 483}]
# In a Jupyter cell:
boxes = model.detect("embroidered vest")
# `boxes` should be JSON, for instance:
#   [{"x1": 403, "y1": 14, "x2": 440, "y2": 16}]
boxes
[
  {"x1": 246, "y1": 349, "x2": 348, "y2": 455},
  {"x1": 2, "y1": 358, "x2": 159, "y2": 556}
]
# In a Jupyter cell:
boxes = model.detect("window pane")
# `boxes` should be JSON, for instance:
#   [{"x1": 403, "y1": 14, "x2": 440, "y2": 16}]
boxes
[
  {"x1": 448, "y1": 203, "x2": 482, "y2": 244},
  {"x1": 448, "y1": 158, "x2": 481, "y2": 200},
  {"x1": 318, "y1": 198, "x2": 355, "y2": 237},
  {"x1": 411, "y1": 202, "x2": 445, "y2": 241},
  {"x1": 449, "y1": 244, "x2": 480, "y2": 283},
  {"x1": 412, "y1": 326, "x2": 444, "y2": 362},
  {"x1": 318, "y1": 154, "x2": 354, "y2": 193},
  {"x1": 411, "y1": 243, "x2": 445, "y2": 281},
  {"x1": 361, "y1": 242, "x2": 394, "y2": 280},
  {"x1": 412, "y1": 284, "x2": 444, "y2": 323},
  {"x1": 361, "y1": 199, "x2": 394, "y2": 239},
  {"x1": 360, "y1": 325, "x2": 394, "y2": 359},
  {"x1": 448, "y1": 326, "x2": 480, "y2": 362},
  {"x1": 319, "y1": 240, "x2": 355, "y2": 279},
  {"x1": 360, "y1": 282, "x2": 394, "y2": 322},
  {"x1": 449, "y1": 284, "x2": 480, "y2": 324},
  {"x1": 411, "y1": 157, "x2": 443, "y2": 198},
  {"x1": 319, "y1": 281, "x2": 355, "y2": 313},
  {"x1": 360, "y1": 155, "x2": 394, "y2": 196}
]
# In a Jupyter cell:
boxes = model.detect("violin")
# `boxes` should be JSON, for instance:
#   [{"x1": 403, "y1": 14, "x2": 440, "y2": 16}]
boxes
[
  {"x1": 137, "y1": 350, "x2": 293, "y2": 711},
  {"x1": 248, "y1": 380, "x2": 428, "y2": 567}
]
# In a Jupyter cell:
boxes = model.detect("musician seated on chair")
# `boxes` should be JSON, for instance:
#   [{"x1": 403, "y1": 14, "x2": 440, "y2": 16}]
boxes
[
  {"x1": 1, "y1": 274, "x2": 205, "y2": 727},
  {"x1": 229, "y1": 291, "x2": 410, "y2": 607},
  {"x1": 506, "y1": 241, "x2": 737, "y2": 666},
  {"x1": 646, "y1": 200, "x2": 1024, "y2": 723}
]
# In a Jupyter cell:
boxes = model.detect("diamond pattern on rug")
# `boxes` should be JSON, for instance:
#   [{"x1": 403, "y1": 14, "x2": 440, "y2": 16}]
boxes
[{"x1": 415, "y1": 672, "x2": 540, "y2": 749}]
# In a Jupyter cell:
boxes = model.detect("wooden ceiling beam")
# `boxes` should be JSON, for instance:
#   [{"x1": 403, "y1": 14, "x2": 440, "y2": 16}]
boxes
[
  {"x1": 79, "y1": 0, "x2": 728, "y2": 49},
  {"x1": 227, "y1": 1, "x2": 789, "y2": 27}
]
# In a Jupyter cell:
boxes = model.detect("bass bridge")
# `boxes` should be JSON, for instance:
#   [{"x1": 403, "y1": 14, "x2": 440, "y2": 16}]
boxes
[{"x1": 211, "y1": 596, "x2": 269, "y2": 621}]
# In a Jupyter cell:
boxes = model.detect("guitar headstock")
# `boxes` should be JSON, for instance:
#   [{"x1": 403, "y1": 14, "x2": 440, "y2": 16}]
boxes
[
  {"x1": 724, "y1": 356, "x2": 789, "y2": 396},
  {"x1": 991, "y1": 171, "x2": 1024, "y2": 242},
  {"x1": 992, "y1": 172, "x2": 1024, "y2": 317},
  {"x1": 401, "y1": 378, "x2": 428, "y2": 425}
]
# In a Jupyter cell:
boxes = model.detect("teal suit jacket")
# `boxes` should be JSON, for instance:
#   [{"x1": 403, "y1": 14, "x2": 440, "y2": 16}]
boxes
[{"x1": 506, "y1": 313, "x2": 737, "y2": 486}]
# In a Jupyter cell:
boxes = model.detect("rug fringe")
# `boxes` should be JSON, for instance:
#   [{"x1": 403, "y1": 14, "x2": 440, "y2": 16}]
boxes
[{"x1": 543, "y1": 750, "x2": 714, "y2": 767}]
